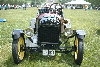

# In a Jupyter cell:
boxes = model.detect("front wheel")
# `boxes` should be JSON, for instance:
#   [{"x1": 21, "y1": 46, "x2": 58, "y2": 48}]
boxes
[
  {"x1": 12, "y1": 36, "x2": 26, "y2": 64},
  {"x1": 74, "y1": 37, "x2": 84, "y2": 65}
]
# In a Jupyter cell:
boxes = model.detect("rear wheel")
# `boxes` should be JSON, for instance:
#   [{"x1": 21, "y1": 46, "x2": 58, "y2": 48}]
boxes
[
  {"x1": 12, "y1": 36, "x2": 25, "y2": 64},
  {"x1": 74, "y1": 37, "x2": 84, "y2": 65}
]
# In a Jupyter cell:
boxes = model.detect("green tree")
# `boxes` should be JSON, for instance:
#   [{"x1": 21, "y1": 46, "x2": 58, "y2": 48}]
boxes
[
  {"x1": 36, "y1": 0, "x2": 41, "y2": 5},
  {"x1": 41, "y1": 0, "x2": 43, "y2": 2},
  {"x1": 85, "y1": 0, "x2": 100, "y2": 6},
  {"x1": 10, "y1": 0, "x2": 14, "y2": 5},
  {"x1": 58, "y1": 0, "x2": 72, "y2": 5},
  {"x1": 0, "y1": 0, "x2": 25, "y2": 5},
  {"x1": 61, "y1": 0, "x2": 67, "y2": 4},
  {"x1": 31, "y1": 0, "x2": 41, "y2": 7},
  {"x1": 0, "y1": 0, "x2": 5, "y2": 4},
  {"x1": 31, "y1": 0, "x2": 35, "y2": 6}
]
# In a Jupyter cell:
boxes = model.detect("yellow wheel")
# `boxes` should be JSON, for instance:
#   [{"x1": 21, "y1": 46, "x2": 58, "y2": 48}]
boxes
[
  {"x1": 75, "y1": 37, "x2": 78, "y2": 60},
  {"x1": 18, "y1": 37, "x2": 25, "y2": 60},
  {"x1": 12, "y1": 36, "x2": 25, "y2": 64},
  {"x1": 74, "y1": 37, "x2": 84, "y2": 65}
]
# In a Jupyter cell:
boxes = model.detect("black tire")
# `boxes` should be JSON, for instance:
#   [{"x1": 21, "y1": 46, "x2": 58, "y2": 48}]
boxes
[
  {"x1": 12, "y1": 36, "x2": 26, "y2": 64},
  {"x1": 74, "y1": 37, "x2": 84, "y2": 65}
]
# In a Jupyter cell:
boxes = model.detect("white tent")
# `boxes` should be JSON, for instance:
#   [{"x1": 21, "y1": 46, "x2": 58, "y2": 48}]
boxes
[{"x1": 65, "y1": 1, "x2": 91, "y2": 9}]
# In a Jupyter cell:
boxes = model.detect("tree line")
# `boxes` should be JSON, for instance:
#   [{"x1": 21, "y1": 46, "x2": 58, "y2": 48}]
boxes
[
  {"x1": 57, "y1": 0, "x2": 72, "y2": 5},
  {"x1": 85, "y1": 0, "x2": 100, "y2": 6},
  {"x1": 0, "y1": 0, "x2": 25, "y2": 5},
  {"x1": 0, "y1": 0, "x2": 99, "y2": 6},
  {"x1": 0, "y1": 0, "x2": 46, "y2": 6},
  {"x1": 31, "y1": 0, "x2": 46, "y2": 7}
]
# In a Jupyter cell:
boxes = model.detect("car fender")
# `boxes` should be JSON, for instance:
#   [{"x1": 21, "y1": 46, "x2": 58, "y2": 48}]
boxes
[
  {"x1": 12, "y1": 29, "x2": 24, "y2": 39},
  {"x1": 76, "y1": 30, "x2": 86, "y2": 39},
  {"x1": 30, "y1": 18, "x2": 36, "y2": 29}
]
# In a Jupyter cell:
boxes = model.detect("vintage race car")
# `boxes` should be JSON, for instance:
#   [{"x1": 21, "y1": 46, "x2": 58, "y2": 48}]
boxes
[{"x1": 12, "y1": 3, "x2": 85, "y2": 65}]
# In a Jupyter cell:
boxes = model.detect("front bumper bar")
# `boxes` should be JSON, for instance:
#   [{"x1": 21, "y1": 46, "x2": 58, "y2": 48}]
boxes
[{"x1": 24, "y1": 47, "x2": 74, "y2": 54}]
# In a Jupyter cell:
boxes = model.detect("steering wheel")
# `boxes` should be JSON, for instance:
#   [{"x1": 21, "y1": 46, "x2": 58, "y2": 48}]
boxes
[{"x1": 50, "y1": 3, "x2": 62, "y2": 14}]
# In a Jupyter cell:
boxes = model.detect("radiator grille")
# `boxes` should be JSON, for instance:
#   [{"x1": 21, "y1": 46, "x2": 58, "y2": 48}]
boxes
[{"x1": 38, "y1": 26, "x2": 60, "y2": 43}]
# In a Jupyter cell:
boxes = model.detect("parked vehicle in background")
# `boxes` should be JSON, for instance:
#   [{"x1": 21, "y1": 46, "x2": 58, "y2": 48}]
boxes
[
  {"x1": 98, "y1": 7, "x2": 100, "y2": 10},
  {"x1": 93, "y1": 6, "x2": 98, "y2": 10},
  {"x1": 15, "y1": 5, "x2": 22, "y2": 9},
  {"x1": 10, "y1": 5, "x2": 14, "y2": 9}
]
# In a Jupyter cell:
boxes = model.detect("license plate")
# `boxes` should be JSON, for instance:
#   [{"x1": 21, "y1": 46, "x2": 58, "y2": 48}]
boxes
[{"x1": 42, "y1": 50, "x2": 55, "y2": 56}]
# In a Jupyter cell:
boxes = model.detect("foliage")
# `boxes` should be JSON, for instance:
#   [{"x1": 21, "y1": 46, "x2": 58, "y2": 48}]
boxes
[
  {"x1": 57, "y1": 0, "x2": 72, "y2": 5},
  {"x1": 0, "y1": 0, "x2": 25, "y2": 5},
  {"x1": 0, "y1": 0, "x2": 45, "y2": 6},
  {"x1": 0, "y1": 8, "x2": 100, "y2": 67},
  {"x1": 85, "y1": 0, "x2": 100, "y2": 6},
  {"x1": 31, "y1": 0, "x2": 46, "y2": 7},
  {"x1": 0, "y1": 0, "x2": 100, "y2": 6}
]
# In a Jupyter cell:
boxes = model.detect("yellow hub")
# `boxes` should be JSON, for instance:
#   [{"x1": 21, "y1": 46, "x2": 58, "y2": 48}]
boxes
[
  {"x1": 75, "y1": 37, "x2": 78, "y2": 60},
  {"x1": 18, "y1": 37, "x2": 25, "y2": 60}
]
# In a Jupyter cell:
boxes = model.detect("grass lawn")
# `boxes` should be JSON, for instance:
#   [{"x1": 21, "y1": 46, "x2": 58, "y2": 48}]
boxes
[{"x1": 0, "y1": 7, "x2": 100, "y2": 67}]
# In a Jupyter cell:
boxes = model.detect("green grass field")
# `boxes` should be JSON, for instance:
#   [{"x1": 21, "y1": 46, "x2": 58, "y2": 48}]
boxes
[{"x1": 0, "y1": 8, "x2": 100, "y2": 67}]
